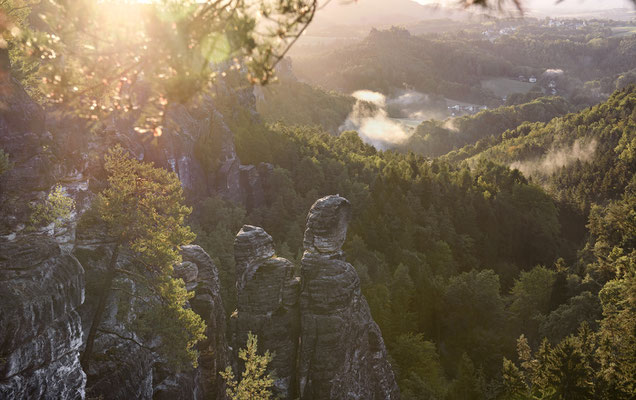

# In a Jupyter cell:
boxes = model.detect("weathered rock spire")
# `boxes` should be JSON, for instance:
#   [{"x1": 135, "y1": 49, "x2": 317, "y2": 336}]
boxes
[
  {"x1": 234, "y1": 195, "x2": 400, "y2": 400},
  {"x1": 234, "y1": 225, "x2": 301, "y2": 398},
  {"x1": 298, "y1": 195, "x2": 400, "y2": 400}
]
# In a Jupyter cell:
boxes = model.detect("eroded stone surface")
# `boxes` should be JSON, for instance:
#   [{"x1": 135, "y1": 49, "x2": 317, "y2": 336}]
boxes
[
  {"x1": 0, "y1": 235, "x2": 86, "y2": 399},
  {"x1": 233, "y1": 196, "x2": 399, "y2": 400},
  {"x1": 234, "y1": 225, "x2": 301, "y2": 398},
  {"x1": 298, "y1": 195, "x2": 400, "y2": 400}
]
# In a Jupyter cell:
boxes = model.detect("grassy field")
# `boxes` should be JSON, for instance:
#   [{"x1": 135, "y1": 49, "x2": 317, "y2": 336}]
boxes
[
  {"x1": 481, "y1": 77, "x2": 535, "y2": 98},
  {"x1": 610, "y1": 26, "x2": 636, "y2": 37}
]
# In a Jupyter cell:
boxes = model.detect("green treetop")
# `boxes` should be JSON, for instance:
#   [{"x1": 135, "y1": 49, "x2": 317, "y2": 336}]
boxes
[
  {"x1": 221, "y1": 332, "x2": 275, "y2": 400},
  {"x1": 82, "y1": 144, "x2": 204, "y2": 369}
]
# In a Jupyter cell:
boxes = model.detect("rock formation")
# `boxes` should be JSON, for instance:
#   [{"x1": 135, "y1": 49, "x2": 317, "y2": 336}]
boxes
[
  {"x1": 182, "y1": 245, "x2": 229, "y2": 400},
  {"x1": 74, "y1": 236, "x2": 229, "y2": 400},
  {"x1": 234, "y1": 225, "x2": 301, "y2": 398},
  {"x1": 298, "y1": 195, "x2": 400, "y2": 400},
  {"x1": 0, "y1": 58, "x2": 399, "y2": 398},
  {"x1": 0, "y1": 72, "x2": 87, "y2": 399},
  {"x1": 233, "y1": 196, "x2": 400, "y2": 400},
  {"x1": 0, "y1": 235, "x2": 86, "y2": 399}
]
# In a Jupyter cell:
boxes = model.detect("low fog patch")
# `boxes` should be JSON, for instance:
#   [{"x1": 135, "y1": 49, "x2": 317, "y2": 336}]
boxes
[
  {"x1": 510, "y1": 139, "x2": 598, "y2": 177},
  {"x1": 340, "y1": 90, "x2": 412, "y2": 150},
  {"x1": 386, "y1": 90, "x2": 448, "y2": 120}
]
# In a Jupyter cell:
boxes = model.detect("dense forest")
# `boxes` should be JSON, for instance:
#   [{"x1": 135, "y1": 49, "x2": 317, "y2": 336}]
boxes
[
  {"x1": 1, "y1": 0, "x2": 635, "y2": 399},
  {"x1": 397, "y1": 96, "x2": 573, "y2": 158},
  {"x1": 191, "y1": 84, "x2": 635, "y2": 398}
]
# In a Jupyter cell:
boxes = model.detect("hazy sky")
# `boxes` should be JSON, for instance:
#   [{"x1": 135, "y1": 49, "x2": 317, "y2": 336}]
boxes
[{"x1": 415, "y1": 0, "x2": 634, "y2": 11}]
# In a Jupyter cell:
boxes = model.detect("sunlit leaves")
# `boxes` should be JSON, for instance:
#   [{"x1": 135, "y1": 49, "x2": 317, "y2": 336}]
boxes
[
  {"x1": 4, "y1": 0, "x2": 319, "y2": 134},
  {"x1": 28, "y1": 184, "x2": 75, "y2": 228},
  {"x1": 220, "y1": 332, "x2": 275, "y2": 400},
  {"x1": 98, "y1": 145, "x2": 204, "y2": 368}
]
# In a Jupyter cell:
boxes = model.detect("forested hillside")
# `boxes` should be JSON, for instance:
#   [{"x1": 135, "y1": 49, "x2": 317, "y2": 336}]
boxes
[
  {"x1": 295, "y1": 22, "x2": 636, "y2": 107},
  {"x1": 399, "y1": 96, "x2": 573, "y2": 158},
  {"x1": 255, "y1": 77, "x2": 355, "y2": 133},
  {"x1": 1, "y1": 0, "x2": 635, "y2": 398},
  {"x1": 191, "y1": 85, "x2": 635, "y2": 399},
  {"x1": 451, "y1": 86, "x2": 636, "y2": 212}
]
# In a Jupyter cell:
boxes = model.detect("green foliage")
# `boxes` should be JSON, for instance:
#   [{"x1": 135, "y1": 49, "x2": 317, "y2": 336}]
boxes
[
  {"x1": 191, "y1": 87, "x2": 634, "y2": 397},
  {"x1": 0, "y1": 149, "x2": 12, "y2": 175},
  {"x1": 189, "y1": 108, "x2": 572, "y2": 388},
  {"x1": 0, "y1": 1, "x2": 41, "y2": 93},
  {"x1": 220, "y1": 332, "x2": 275, "y2": 400},
  {"x1": 391, "y1": 333, "x2": 448, "y2": 399},
  {"x1": 94, "y1": 145, "x2": 204, "y2": 368},
  {"x1": 28, "y1": 185, "x2": 75, "y2": 228},
  {"x1": 6, "y1": 0, "x2": 319, "y2": 132},
  {"x1": 256, "y1": 78, "x2": 355, "y2": 134},
  {"x1": 539, "y1": 291, "x2": 601, "y2": 344},
  {"x1": 137, "y1": 277, "x2": 207, "y2": 369},
  {"x1": 446, "y1": 354, "x2": 487, "y2": 400},
  {"x1": 442, "y1": 270, "x2": 508, "y2": 377},
  {"x1": 501, "y1": 357, "x2": 529, "y2": 400},
  {"x1": 98, "y1": 145, "x2": 196, "y2": 263},
  {"x1": 464, "y1": 86, "x2": 636, "y2": 213},
  {"x1": 405, "y1": 96, "x2": 572, "y2": 159}
]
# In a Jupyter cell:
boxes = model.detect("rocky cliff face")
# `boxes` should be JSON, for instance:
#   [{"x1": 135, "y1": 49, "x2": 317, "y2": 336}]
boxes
[
  {"x1": 233, "y1": 196, "x2": 400, "y2": 400},
  {"x1": 0, "y1": 75, "x2": 87, "y2": 399},
  {"x1": 181, "y1": 245, "x2": 229, "y2": 400},
  {"x1": 0, "y1": 236, "x2": 86, "y2": 399},
  {"x1": 1, "y1": 63, "x2": 399, "y2": 399},
  {"x1": 234, "y1": 225, "x2": 301, "y2": 398},
  {"x1": 0, "y1": 70, "x2": 235, "y2": 399},
  {"x1": 74, "y1": 234, "x2": 228, "y2": 400},
  {"x1": 299, "y1": 195, "x2": 400, "y2": 400}
]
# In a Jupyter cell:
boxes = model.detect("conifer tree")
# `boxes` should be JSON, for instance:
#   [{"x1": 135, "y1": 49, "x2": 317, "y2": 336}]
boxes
[
  {"x1": 220, "y1": 332, "x2": 275, "y2": 400},
  {"x1": 82, "y1": 145, "x2": 204, "y2": 369}
]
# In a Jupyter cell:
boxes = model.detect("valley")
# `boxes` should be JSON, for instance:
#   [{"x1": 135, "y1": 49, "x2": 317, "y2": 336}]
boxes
[{"x1": 0, "y1": 1, "x2": 635, "y2": 400}]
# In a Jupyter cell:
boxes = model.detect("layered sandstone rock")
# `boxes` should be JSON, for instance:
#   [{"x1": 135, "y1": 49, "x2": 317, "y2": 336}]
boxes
[
  {"x1": 233, "y1": 196, "x2": 400, "y2": 400},
  {"x1": 298, "y1": 195, "x2": 399, "y2": 400},
  {"x1": 0, "y1": 235, "x2": 86, "y2": 399},
  {"x1": 234, "y1": 225, "x2": 301, "y2": 398}
]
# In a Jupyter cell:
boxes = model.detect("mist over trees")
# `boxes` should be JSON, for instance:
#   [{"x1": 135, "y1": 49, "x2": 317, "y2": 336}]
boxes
[{"x1": 0, "y1": 0, "x2": 634, "y2": 399}]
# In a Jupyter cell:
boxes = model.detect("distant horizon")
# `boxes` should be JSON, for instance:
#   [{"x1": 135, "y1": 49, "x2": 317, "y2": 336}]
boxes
[{"x1": 415, "y1": 0, "x2": 635, "y2": 12}]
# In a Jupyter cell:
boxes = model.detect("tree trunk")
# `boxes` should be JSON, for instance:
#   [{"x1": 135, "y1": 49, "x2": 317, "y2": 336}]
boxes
[{"x1": 81, "y1": 241, "x2": 121, "y2": 368}]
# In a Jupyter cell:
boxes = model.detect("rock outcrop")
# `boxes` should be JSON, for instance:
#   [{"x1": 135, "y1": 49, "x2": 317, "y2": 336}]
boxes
[
  {"x1": 74, "y1": 236, "x2": 229, "y2": 400},
  {"x1": 0, "y1": 235, "x2": 86, "y2": 399},
  {"x1": 233, "y1": 196, "x2": 400, "y2": 400},
  {"x1": 182, "y1": 245, "x2": 229, "y2": 400},
  {"x1": 0, "y1": 76, "x2": 54, "y2": 235},
  {"x1": 1, "y1": 58, "x2": 399, "y2": 399},
  {"x1": 234, "y1": 225, "x2": 301, "y2": 398},
  {"x1": 298, "y1": 195, "x2": 400, "y2": 400},
  {"x1": 0, "y1": 71, "x2": 87, "y2": 399}
]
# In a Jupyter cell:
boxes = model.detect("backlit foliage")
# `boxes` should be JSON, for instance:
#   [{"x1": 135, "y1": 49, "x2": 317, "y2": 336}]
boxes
[
  {"x1": 220, "y1": 332, "x2": 275, "y2": 400},
  {"x1": 95, "y1": 145, "x2": 204, "y2": 368},
  {"x1": 29, "y1": 184, "x2": 75, "y2": 228},
  {"x1": 4, "y1": 0, "x2": 319, "y2": 133}
]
